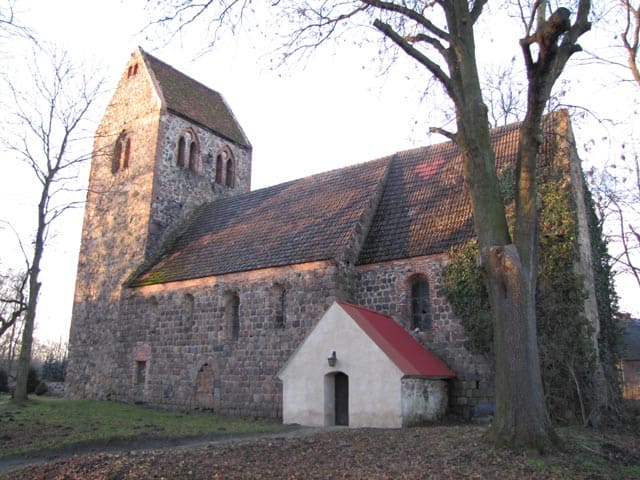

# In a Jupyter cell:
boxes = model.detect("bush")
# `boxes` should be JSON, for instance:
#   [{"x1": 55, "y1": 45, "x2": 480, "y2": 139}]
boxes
[
  {"x1": 34, "y1": 381, "x2": 48, "y2": 396},
  {"x1": 41, "y1": 357, "x2": 66, "y2": 382},
  {"x1": 0, "y1": 369, "x2": 8, "y2": 393},
  {"x1": 27, "y1": 366, "x2": 40, "y2": 394}
]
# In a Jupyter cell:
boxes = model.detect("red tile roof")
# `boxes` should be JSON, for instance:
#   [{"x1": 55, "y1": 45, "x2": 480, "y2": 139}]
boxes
[
  {"x1": 141, "y1": 49, "x2": 250, "y2": 148},
  {"x1": 338, "y1": 301, "x2": 455, "y2": 378}
]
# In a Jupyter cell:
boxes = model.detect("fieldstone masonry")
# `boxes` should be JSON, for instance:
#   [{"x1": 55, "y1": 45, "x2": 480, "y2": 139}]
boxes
[
  {"x1": 355, "y1": 255, "x2": 493, "y2": 418},
  {"x1": 68, "y1": 48, "x2": 579, "y2": 423}
]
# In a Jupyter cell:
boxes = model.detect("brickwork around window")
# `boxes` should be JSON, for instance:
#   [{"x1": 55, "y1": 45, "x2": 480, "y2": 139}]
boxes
[
  {"x1": 110, "y1": 261, "x2": 339, "y2": 417},
  {"x1": 354, "y1": 254, "x2": 494, "y2": 419}
]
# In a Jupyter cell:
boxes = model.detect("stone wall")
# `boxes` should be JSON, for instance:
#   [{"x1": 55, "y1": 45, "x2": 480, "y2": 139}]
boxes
[
  {"x1": 148, "y1": 113, "x2": 252, "y2": 257},
  {"x1": 67, "y1": 49, "x2": 253, "y2": 401},
  {"x1": 355, "y1": 255, "x2": 494, "y2": 419},
  {"x1": 109, "y1": 261, "x2": 339, "y2": 416},
  {"x1": 67, "y1": 50, "x2": 164, "y2": 398}
]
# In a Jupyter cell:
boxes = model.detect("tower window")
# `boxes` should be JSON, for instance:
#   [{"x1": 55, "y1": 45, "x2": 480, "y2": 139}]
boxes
[
  {"x1": 215, "y1": 154, "x2": 223, "y2": 184},
  {"x1": 410, "y1": 275, "x2": 431, "y2": 331},
  {"x1": 225, "y1": 158, "x2": 235, "y2": 188},
  {"x1": 112, "y1": 131, "x2": 131, "y2": 174},
  {"x1": 127, "y1": 63, "x2": 139, "y2": 78},
  {"x1": 177, "y1": 136, "x2": 186, "y2": 168},
  {"x1": 177, "y1": 130, "x2": 199, "y2": 172},
  {"x1": 188, "y1": 141, "x2": 198, "y2": 172}
]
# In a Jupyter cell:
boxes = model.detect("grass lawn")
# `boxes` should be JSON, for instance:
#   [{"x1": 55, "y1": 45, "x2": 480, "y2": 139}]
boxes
[{"x1": 0, "y1": 396, "x2": 286, "y2": 457}]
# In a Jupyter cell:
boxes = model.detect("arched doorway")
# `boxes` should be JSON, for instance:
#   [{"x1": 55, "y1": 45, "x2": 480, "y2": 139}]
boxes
[{"x1": 334, "y1": 372, "x2": 349, "y2": 426}]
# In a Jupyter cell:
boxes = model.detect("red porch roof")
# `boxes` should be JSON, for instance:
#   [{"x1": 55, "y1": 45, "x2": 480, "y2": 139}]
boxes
[{"x1": 337, "y1": 301, "x2": 455, "y2": 379}]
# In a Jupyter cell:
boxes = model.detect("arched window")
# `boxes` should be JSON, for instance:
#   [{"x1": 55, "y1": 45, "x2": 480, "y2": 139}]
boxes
[
  {"x1": 177, "y1": 136, "x2": 186, "y2": 168},
  {"x1": 224, "y1": 291, "x2": 240, "y2": 340},
  {"x1": 188, "y1": 141, "x2": 198, "y2": 172},
  {"x1": 225, "y1": 158, "x2": 235, "y2": 188},
  {"x1": 215, "y1": 154, "x2": 223, "y2": 184},
  {"x1": 410, "y1": 275, "x2": 431, "y2": 331},
  {"x1": 112, "y1": 131, "x2": 131, "y2": 174}
]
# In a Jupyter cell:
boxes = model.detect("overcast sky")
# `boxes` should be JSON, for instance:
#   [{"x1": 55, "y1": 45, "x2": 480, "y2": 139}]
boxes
[{"x1": 1, "y1": 0, "x2": 637, "y2": 343}]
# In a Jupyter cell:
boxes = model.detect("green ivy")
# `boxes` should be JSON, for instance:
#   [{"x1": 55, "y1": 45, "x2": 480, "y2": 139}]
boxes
[{"x1": 443, "y1": 162, "x2": 620, "y2": 423}]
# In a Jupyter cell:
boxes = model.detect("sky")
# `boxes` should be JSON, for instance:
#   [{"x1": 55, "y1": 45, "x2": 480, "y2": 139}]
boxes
[{"x1": 0, "y1": 0, "x2": 638, "y2": 343}]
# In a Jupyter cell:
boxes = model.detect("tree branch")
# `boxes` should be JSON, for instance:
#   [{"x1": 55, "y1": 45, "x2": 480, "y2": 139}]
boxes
[{"x1": 372, "y1": 18, "x2": 454, "y2": 99}]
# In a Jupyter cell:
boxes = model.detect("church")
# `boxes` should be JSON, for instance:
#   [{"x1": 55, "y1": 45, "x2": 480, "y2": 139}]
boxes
[{"x1": 65, "y1": 48, "x2": 600, "y2": 426}]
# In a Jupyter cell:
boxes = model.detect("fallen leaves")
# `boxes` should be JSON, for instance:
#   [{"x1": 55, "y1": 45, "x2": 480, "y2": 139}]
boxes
[{"x1": 1, "y1": 425, "x2": 639, "y2": 479}]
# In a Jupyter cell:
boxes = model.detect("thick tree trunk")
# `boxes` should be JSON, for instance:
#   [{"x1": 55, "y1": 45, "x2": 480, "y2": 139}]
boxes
[{"x1": 483, "y1": 245, "x2": 557, "y2": 450}]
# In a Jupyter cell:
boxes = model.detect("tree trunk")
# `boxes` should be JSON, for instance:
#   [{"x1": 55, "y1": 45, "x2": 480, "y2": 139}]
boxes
[
  {"x1": 12, "y1": 183, "x2": 47, "y2": 403},
  {"x1": 484, "y1": 245, "x2": 557, "y2": 450}
]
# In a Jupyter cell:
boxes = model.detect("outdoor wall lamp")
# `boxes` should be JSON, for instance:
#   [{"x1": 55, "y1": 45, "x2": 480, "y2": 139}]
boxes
[{"x1": 328, "y1": 351, "x2": 337, "y2": 367}]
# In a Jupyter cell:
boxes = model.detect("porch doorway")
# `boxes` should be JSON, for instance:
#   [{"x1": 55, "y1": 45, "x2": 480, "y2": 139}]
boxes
[{"x1": 334, "y1": 372, "x2": 349, "y2": 426}]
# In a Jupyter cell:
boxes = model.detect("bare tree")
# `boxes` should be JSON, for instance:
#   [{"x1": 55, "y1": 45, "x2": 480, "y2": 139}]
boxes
[
  {"x1": 589, "y1": 151, "x2": 640, "y2": 289},
  {"x1": 0, "y1": 268, "x2": 28, "y2": 340},
  {"x1": 620, "y1": 0, "x2": 640, "y2": 85},
  {"x1": 150, "y1": 0, "x2": 593, "y2": 450},
  {"x1": 0, "y1": 0, "x2": 35, "y2": 45},
  {"x1": 0, "y1": 44, "x2": 103, "y2": 403}
]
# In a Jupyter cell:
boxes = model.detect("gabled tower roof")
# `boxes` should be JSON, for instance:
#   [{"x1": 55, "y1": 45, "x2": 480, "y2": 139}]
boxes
[{"x1": 140, "y1": 48, "x2": 251, "y2": 148}]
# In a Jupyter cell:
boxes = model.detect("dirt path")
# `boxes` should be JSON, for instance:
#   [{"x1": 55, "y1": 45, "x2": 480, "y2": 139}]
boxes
[{"x1": 0, "y1": 425, "x2": 329, "y2": 475}]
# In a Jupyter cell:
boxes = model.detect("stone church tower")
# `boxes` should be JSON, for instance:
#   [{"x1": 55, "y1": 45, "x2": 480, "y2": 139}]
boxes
[{"x1": 66, "y1": 48, "x2": 252, "y2": 398}]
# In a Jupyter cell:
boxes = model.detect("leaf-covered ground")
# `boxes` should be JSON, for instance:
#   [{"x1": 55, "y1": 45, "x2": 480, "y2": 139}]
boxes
[{"x1": 2, "y1": 425, "x2": 639, "y2": 479}]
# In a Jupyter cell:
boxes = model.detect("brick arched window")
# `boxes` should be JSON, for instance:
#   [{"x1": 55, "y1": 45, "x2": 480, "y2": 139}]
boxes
[
  {"x1": 177, "y1": 136, "x2": 186, "y2": 168},
  {"x1": 409, "y1": 275, "x2": 431, "y2": 331},
  {"x1": 177, "y1": 129, "x2": 199, "y2": 172},
  {"x1": 112, "y1": 131, "x2": 131, "y2": 174},
  {"x1": 225, "y1": 157, "x2": 235, "y2": 188}
]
